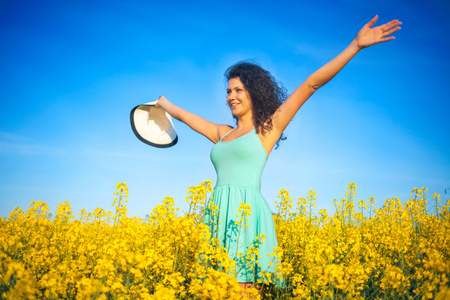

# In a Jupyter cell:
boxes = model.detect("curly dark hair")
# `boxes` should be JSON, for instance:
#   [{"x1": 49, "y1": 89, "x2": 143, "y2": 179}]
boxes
[{"x1": 224, "y1": 61, "x2": 287, "y2": 147}]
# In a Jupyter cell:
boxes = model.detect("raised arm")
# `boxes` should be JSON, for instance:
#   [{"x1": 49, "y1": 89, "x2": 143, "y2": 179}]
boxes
[
  {"x1": 271, "y1": 16, "x2": 402, "y2": 136},
  {"x1": 156, "y1": 96, "x2": 230, "y2": 143}
]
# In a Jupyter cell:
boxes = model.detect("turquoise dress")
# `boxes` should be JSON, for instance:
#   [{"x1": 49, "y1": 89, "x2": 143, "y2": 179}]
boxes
[{"x1": 204, "y1": 128, "x2": 279, "y2": 283}]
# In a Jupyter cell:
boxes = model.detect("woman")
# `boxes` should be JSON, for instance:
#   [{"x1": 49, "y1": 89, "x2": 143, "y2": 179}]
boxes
[{"x1": 156, "y1": 16, "x2": 401, "y2": 289}]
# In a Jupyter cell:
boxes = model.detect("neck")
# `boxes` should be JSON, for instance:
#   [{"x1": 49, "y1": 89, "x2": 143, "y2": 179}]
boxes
[{"x1": 236, "y1": 114, "x2": 254, "y2": 130}]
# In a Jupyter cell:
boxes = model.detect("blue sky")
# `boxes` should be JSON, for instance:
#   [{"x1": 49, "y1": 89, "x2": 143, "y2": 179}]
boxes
[{"x1": 1, "y1": 0, "x2": 449, "y2": 218}]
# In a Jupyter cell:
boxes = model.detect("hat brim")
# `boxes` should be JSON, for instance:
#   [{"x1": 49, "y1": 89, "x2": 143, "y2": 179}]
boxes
[{"x1": 130, "y1": 102, "x2": 178, "y2": 148}]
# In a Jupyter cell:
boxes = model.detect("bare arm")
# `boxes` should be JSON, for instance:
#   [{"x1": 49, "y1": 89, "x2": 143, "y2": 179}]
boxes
[
  {"x1": 271, "y1": 16, "x2": 402, "y2": 136},
  {"x1": 156, "y1": 96, "x2": 230, "y2": 143}
]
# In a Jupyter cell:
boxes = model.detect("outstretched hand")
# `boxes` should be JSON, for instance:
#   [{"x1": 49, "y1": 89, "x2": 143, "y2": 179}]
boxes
[
  {"x1": 155, "y1": 96, "x2": 167, "y2": 109},
  {"x1": 355, "y1": 15, "x2": 402, "y2": 50}
]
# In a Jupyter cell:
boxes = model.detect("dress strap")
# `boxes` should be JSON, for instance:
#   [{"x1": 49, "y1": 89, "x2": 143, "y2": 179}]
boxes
[{"x1": 219, "y1": 127, "x2": 235, "y2": 142}]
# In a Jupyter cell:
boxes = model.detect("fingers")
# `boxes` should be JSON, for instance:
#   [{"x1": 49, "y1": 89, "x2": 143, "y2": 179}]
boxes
[
  {"x1": 380, "y1": 36, "x2": 396, "y2": 43},
  {"x1": 371, "y1": 18, "x2": 401, "y2": 43},
  {"x1": 379, "y1": 20, "x2": 401, "y2": 42},
  {"x1": 366, "y1": 15, "x2": 379, "y2": 28},
  {"x1": 379, "y1": 20, "x2": 402, "y2": 31},
  {"x1": 155, "y1": 96, "x2": 167, "y2": 108},
  {"x1": 383, "y1": 25, "x2": 401, "y2": 38}
]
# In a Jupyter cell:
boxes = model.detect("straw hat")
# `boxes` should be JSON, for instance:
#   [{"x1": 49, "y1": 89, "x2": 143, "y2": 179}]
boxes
[{"x1": 130, "y1": 101, "x2": 178, "y2": 148}]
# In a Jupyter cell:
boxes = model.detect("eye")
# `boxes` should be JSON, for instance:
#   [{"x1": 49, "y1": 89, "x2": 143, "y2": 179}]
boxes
[{"x1": 226, "y1": 90, "x2": 231, "y2": 95}]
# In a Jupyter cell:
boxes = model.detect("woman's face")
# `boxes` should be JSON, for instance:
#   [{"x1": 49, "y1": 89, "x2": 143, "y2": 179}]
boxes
[{"x1": 226, "y1": 77, "x2": 252, "y2": 118}]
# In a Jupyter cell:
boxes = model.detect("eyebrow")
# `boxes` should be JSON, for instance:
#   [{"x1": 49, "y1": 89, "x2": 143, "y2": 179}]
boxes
[{"x1": 226, "y1": 86, "x2": 244, "y2": 91}]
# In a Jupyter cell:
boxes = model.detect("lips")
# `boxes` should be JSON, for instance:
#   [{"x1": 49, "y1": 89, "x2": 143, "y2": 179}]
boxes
[{"x1": 229, "y1": 102, "x2": 239, "y2": 109}]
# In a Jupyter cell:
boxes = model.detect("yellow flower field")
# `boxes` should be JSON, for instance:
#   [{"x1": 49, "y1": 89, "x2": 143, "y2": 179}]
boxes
[{"x1": 1, "y1": 181, "x2": 449, "y2": 299}]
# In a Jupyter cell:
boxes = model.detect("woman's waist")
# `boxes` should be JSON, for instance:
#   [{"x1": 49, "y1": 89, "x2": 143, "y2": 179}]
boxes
[{"x1": 214, "y1": 180, "x2": 261, "y2": 190}]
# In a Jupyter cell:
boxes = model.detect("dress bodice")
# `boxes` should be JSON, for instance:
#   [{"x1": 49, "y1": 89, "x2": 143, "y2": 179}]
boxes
[{"x1": 210, "y1": 129, "x2": 267, "y2": 190}]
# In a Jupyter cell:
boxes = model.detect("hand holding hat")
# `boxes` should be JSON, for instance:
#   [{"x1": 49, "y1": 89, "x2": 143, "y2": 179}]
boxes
[{"x1": 130, "y1": 98, "x2": 178, "y2": 148}]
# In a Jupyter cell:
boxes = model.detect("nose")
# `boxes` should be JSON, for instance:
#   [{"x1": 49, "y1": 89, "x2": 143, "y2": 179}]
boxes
[
  {"x1": 227, "y1": 90, "x2": 236, "y2": 100},
  {"x1": 227, "y1": 90, "x2": 237, "y2": 98}
]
